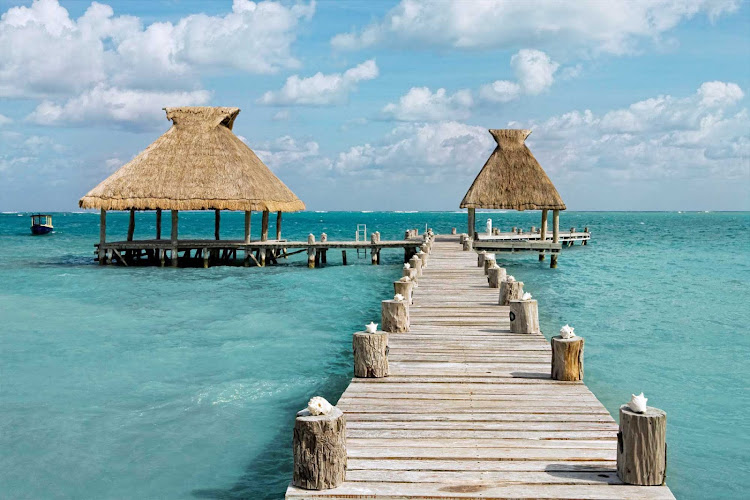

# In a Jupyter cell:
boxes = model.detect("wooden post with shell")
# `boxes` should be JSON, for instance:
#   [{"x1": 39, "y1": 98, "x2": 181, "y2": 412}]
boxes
[
  {"x1": 394, "y1": 278, "x2": 413, "y2": 305},
  {"x1": 617, "y1": 394, "x2": 667, "y2": 486},
  {"x1": 307, "y1": 234, "x2": 315, "y2": 269},
  {"x1": 483, "y1": 253, "x2": 496, "y2": 275},
  {"x1": 509, "y1": 294, "x2": 539, "y2": 333},
  {"x1": 551, "y1": 324, "x2": 584, "y2": 381},
  {"x1": 409, "y1": 255, "x2": 422, "y2": 277},
  {"x1": 488, "y1": 265, "x2": 506, "y2": 288},
  {"x1": 477, "y1": 250, "x2": 487, "y2": 267},
  {"x1": 382, "y1": 295, "x2": 409, "y2": 333},
  {"x1": 499, "y1": 277, "x2": 524, "y2": 305},
  {"x1": 292, "y1": 397, "x2": 347, "y2": 490},
  {"x1": 352, "y1": 322, "x2": 389, "y2": 378},
  {"x1": 462, "y1": 238, "x2": 473, "y2": 251}
]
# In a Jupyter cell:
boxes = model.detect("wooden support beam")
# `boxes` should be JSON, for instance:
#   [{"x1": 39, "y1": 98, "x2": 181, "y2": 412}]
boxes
[
  {"x1": 276, "y1": 211, "x2": 282, "y2": 240},
  {"x1": 155, "y1": 209, "x2": 162, "y2": 240},
  {"x1": 171, "y1": 210, "x2": 178, "y2": 243},
  {"x1": 244, "y1": 211, "x2": 251, "y2": 244},
  {"x1": 261, "y1": 210, "x2": 269, "y2": 241},
  {"x1": 539, "y1": 209, "x2": 548, "y2": 261},
  {"x1": 214, "y1": 209, "x2": 221, "y2": 240},
  {"x1": 127, "y1": 209, "x2": 135, "y2": 241},
  {"x1": 551, "y1": 209, "x2": 560, "y2": 269},
  {"x1": 467, "y1": 208, "x2": 475, "y2": 238}
]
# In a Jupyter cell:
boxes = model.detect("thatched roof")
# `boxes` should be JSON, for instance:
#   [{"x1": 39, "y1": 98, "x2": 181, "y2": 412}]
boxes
[
  {"x1": 460, "y1": 129, "x2": 565, "y2": 211},
  {"x1": 79, "y1": 107, "x2": 305, "y2": 212}
]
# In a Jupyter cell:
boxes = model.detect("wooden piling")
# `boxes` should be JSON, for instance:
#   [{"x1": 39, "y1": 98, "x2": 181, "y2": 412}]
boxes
[
  {"x1": 261, "y1": 210, "x2": 269, "y2": 242},
  {"x1": 292, "y1": 407, "x2": 347, "y2": 490},
  {"x1": 551, "y1": 335, "x2": 584, "y2": 381},
  {"x1": 342, "y1": 250, "x2": 347, "y2": 265},
  {"x1": 551, "y1": 209, "x2": 560, "y2": 268},
  {"x1": 477, "y1": 250, "x2": 487, "y2": 267},
  {"x1": 155, "y1": 209, "x2": 161, "y2": 240},
  {"x1": 509, "y1": 299, "x2": 540, "y2": 334},
  {"x1": 353, "y1": 331, "x2": 389, "y2": 378},
  {"x1": 307, "y1": 234, "x2": 315, "y2": 268},
  {"x1": 394, "y1": 279, "x2": 413, "y2": 305},
  {"x1": 214, "y1": 209, "x2": 221, "y2": 240},
  {"x1": 203, "y1": 247, "x2": 209, "y2": 268},
  {"x1": 276, "y1": 211, "x2": 282, "y2": 240},
  {"x1": 381, "y1": 299, "x2": 409, "y2": 333},
  {"x1": 488, "y1": 266, "x2": 506, "y2": 288},
  {"x1": 467, "y1": 207, "x2": 475, "y2": 237},
  {"x1": 409, "y1": 255, "x2": 422, "y2": 277},
  {"x1": 483, "y1": 254, "x2": 496, "y2": 275},
  {"x1": 451, "y1": 227, "x2": 456, "y2": 234},
  {"x1": 244, "y1": 211, "x2": 251, "y2": 244},
  {"x1": 539, "y1": 209, "x2": 548, "y2": 261},
  {"x1": 98, "y1": 209, "x2": 107, "y2": 264},
  {"x1": 170, "y1": 210, "x2": 178, "y2": 267},
  {"x1": 127, "y1": 209, "x2": 135, "y2": 241},
  {"x1": 462, "y1": 238, "x2": 472, "y2": 251},
  {"x1": 617, "y1": 406, "x2": 667, "y2": 486},
  {"x1": 499, "y1": 279, "x2": 524, "y2": 305}
]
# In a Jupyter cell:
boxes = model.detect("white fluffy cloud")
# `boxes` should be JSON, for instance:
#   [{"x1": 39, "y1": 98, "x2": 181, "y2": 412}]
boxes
[
  {"x1": 331, "y1": 0, "x2": 739, "y2": 54},
  {"x1": 382, "y1": 87, "x2": 473, "y2": 121},
  {"x1": 27, "y1": 85, "x2": 211, "y2": 129},
  {"x1": 1, "y1": 0, "x2": 313, "y2": 127},
  {"x1": 258, "y1": 60, "x2": 378, "y2": 106},
  {"x1": 480, "y1": 49, "x2": 559, "y2": 103},
  {"x1": 515, "y1": 81, "x2": 748, "y2": 181}
]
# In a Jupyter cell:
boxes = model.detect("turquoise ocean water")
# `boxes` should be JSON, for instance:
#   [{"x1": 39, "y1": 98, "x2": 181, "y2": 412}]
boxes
[{"x1": 0, "y1": 211, "x2": 748, "y2": 499}]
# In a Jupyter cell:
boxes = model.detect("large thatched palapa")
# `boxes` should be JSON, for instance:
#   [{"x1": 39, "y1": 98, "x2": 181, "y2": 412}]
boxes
[
  {"x1": 461, "y1": 129, "x2": 566, "y2": 266},
  {"x1": 81, "y1": 107, "x2": 304, "y2": 262},
  {"x1": 80, "y1": 106, "x2": 303, "y2": 212}
]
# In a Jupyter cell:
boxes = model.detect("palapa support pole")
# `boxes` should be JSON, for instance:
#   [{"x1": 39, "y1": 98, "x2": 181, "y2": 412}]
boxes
[
  {"x1": 170, "y1": 210, "x2": 178, "y2": 268},
  {"x1": 617, "y1": 405, "x2": 667, "y2": 486},
  {"x1": 213, "y1": 209, "x2": 220, "y2": 240},
  {"x1": 276, "y1": 211, "x2": 282, "y2": 240},
  {"x1": 468, "y1": 207, "x2": 475, "y2": 237},
  {"x1": 155, "y1": 209, "x2": 161, "y2": 240},
  {"x1": 244, "y1": 211, "x2": 252, "y2": 244},
  {"x1": 307, "y1": 234, "x2": 316, "y2": 269},
  {"x1": 353, "y1": 330, "x2": 389, "y2": 378},
  {"x1": 483, "y1": 253, "x2": 496, "y2": 275},
  {"x1": 509, "y1": 299, "x2": 540, "y2": 334},
  {"x1": 98, "y1": 209, "x2": 107, "y2": 264},
  {"x1": 499, "y1": 279, "x2": 524, "y2": 305},
  {"x1": 488, "y1": 265, "x2": 506, "y2": 288},
  {"x1": 127, "y1": 209, "x2": 135, "y2": 241},
  {"x1": 551, "y1": 335, "x2": 584, "y2": 381},
  {"x1": 477, "y1": 250, "x2": 487, "y2": 267},
  {"x1": 551, "y1": 209, "x2": 560, "y2": 268},
  {"x1": 409, "y1": 255, "x2": 422, "y2": 277},
  {"x1": 261, "y1": 210, "x2": 269, "y2": 242},
  {"x1": 539, "y1": 209, "x2": 548, "y2": 261},
  {"x1": 381, "y1": 298, "x2": 409, "y2": 333},
  {"x1": 394, "y1": 279, "x2": 413, "y2": 305},
  {"x1": 292, "y1": 405, "x2": 347, "y2": 490}
]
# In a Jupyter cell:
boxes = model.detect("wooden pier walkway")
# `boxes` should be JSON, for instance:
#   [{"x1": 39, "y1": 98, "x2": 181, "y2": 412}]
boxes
[{"x1": 286, "y1": 234, "x2": 674, "y2": 499}]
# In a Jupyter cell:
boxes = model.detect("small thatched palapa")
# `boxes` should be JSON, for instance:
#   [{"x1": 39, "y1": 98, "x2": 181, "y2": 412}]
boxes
[
  {"x1": 460, "y1": 129, "x2": 565, "y2": 211},
  {"x1": 79, "y1": 107, "x2": 305, "y2": 212}
]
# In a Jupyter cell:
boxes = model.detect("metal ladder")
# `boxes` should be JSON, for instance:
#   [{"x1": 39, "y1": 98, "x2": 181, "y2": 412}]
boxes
[{"x1": 355, "y1": 224, "x2": 367, "y2": 258}]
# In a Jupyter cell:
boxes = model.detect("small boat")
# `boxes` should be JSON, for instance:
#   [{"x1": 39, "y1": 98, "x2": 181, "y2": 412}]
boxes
[{"x1": 30, "y1": 214, "x2": 53, "y2": 235}]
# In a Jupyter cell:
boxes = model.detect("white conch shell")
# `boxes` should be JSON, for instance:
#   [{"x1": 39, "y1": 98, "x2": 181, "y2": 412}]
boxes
[
  {"x1": 628, "y1": 393, "x2": 648, "y2": 413},
  {"x1": 559, "y1": 324, "x2": 575, "y2": 339},
  {"x1": 417, "y1": 249, "x2": 425, "y2": 255},
  {"x1": 522, "y1": 292, "x2": 533, "y2": 301},
  {"x1": 365, "y1": 322, "x2": 378, "y2": 334},
  {"x1": 307, "y1": 396, "x2": 333, "y2": 416},
  {"x1": 394, "y1": 293, "x2": 405, "y2": 301},
  {"x1": 400, "y1": 276, "x2": 411, "y2": 282},
  {"x1": 485, "y1": 253, "x2": 495, "y2": 260},
  {"x1": 403, "y1": 263, "x2": 410, "y2": 269},
  {"x1": 506, "y1": 275, "x2": 516, "y2": 282}
]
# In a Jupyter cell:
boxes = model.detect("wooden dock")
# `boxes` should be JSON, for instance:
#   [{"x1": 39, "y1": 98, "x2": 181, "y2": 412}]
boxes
[{"x1": 286, "y1": 234, "x2": 673, "y2": 499}]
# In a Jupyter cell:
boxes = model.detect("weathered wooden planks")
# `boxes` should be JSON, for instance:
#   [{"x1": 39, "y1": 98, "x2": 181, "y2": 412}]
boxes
[{"x1": 286, "y1": 235, "x2": 672, "y2": 500}]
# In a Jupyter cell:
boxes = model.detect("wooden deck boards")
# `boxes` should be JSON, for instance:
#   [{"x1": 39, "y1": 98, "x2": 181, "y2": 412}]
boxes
[{"x1": 285, "y1": 235, "x2": 674, "y2": 500}]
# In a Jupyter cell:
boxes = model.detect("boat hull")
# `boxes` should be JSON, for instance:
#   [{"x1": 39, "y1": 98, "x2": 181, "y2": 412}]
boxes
[{"x1": 31, "y1": 225, "x2": 53, "y2": 235}]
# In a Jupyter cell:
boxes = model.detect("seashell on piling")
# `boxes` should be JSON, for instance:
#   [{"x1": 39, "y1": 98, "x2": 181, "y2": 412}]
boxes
[
  {"x1": 365, "y1": 322, "x2": 378, "y2": 334},
  {"x1": 522, "y1": 292, "x2": 533, "y2": 301},
  {"x1": 307, "y1": 396, "x2": 333, "y2": 416},
  {"x1": 394, "y1": 293, "x2": 405, "y2": 302},
  {"x1": 559, "y1": 324, "x2": 575, "y2": 339},
  {"x1": 628, "y1": 393, "x2": 648, "y2": 413}
]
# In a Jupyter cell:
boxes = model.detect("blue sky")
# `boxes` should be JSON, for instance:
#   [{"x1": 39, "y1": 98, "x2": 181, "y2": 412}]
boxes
[{"x1": 0, "y1": 0, "x2": 748, "y2": 211}]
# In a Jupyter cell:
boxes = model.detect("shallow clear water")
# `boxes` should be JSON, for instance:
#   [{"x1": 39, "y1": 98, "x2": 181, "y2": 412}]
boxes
[{"x1": 0, "y1": 211, "x2": 747, "y2": 499}]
